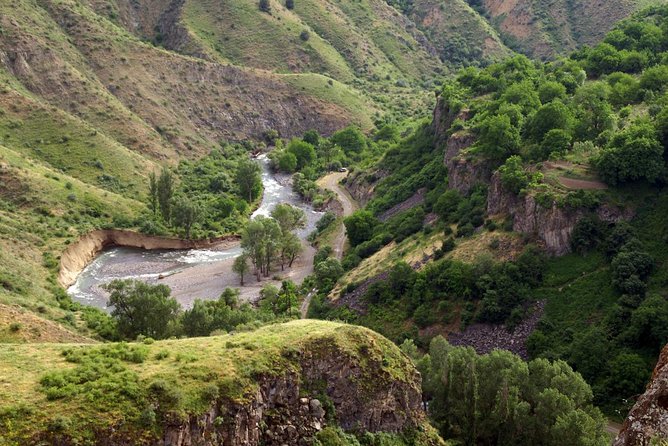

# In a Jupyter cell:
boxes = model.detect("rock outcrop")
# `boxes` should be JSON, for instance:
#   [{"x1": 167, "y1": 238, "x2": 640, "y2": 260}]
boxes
[
  {"x1": 615, "y1": 344, "x2": 668, "y2": 445},
  {"x1": 487, "y1": 172, "x2": 633, "y2": 255},
  {"x1": 444, "y1": 131, "x2": 495, "y2": 195},
  {"x1": 15, "y1": 321, "x2": 432, "y2": 446},
  {"x1": 58, "y1": 229, "x2": 239, "y2": 288}
]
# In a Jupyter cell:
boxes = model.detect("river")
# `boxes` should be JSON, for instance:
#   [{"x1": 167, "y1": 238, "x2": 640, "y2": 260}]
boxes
[{"x1": 68, "y1": 155, "x2": 323, "y2": 310}]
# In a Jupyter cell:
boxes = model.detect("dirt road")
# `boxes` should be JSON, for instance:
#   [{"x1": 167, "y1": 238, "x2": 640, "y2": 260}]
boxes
[
  {"x1": 317, "y1": 172, "x2": 359, "y2": 259},
  {"x1": 299, "y1": 172, "x2": 359, "y2": 318}
]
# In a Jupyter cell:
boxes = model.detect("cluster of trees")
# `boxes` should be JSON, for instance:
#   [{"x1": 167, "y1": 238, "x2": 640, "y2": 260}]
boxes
[
  {"x1": 101, "y1": 279, "x2": 299, "y2": 341},
  {"x1": 315, "y1": 246, "x2": 545, "y2": 344},
  {"x1": 143, "y1": 143, "x2": 262, "y2": 239},
  {"x1": 403, "y1": 337, "x2": 609, "y2": 445},
  {"x1": 238, "y1": 204, "x2": 305, "y2": 283},
  {"x1": 446, "y1": 7, "x2": 668, "y2": 192},
  {"x1": 270, "y1": 127, "x2": 367, "y2": 176}
]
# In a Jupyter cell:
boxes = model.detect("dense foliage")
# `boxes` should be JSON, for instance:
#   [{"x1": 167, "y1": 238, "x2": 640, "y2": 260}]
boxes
[{"x1": 404, "y1": 337, "x2": 608, "y2": 445}]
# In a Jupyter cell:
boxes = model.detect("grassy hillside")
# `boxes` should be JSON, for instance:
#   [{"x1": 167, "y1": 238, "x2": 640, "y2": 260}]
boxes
[
  {"x1": 0, "y1": 320, "x2": 441, "y2": 445},
  {"x1": 481, "y1": 0, "x2": 660, "y2": 59}
]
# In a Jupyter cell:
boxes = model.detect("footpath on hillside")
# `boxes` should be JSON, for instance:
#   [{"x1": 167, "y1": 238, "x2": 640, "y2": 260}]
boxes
[{"x1": 300, "y1": 172, "x2": 359, "y2": 318}]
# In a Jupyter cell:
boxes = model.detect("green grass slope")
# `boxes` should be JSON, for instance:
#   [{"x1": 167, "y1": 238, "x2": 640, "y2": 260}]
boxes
[{"x1": 0, "y1": 320, "x2": 439, "y2": 445}]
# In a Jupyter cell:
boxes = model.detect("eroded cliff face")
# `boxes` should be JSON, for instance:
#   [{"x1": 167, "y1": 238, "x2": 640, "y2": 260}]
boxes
[
  {"x1": 487, "y1": 172, "x2": 632, "y2": 255},
  {"x1": 161, "y1": 341, "x2": 424, "y2": 446},
  {"x1": 615, "y1": 344, "x2": 668, "y2": 446},
  {"x1": 24, "y1": 323, "x2": 430, "y2": 446},
  {"x1": 444, "y1": 131, "x2": 495, "y2": 195}
]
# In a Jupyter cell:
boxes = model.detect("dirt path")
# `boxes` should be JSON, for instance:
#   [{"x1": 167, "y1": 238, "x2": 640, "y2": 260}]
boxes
[
  {"x1": 606, "y1": 421, "x2": 622, "y2": 437},
  {"x1": 300, "y1": 172, "x2": 359, "y2": 318},
  {"x1": 317, "y1": 172, "x2": 359, "y2": 259}
]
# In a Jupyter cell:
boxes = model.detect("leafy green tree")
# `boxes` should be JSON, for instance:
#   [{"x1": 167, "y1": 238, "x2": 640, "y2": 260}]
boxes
[
  {"x1": 148, "y1": 171, "x2": 159, "y2": 215},
  {"x1": 434, "y1": 190, "x2": 462, "y2": 222},
  {"x1": 477, "y1": 114, "x2": 521, "y2": 159},
  {"x1": 314, "y1": 258, "x2": 344, "y2": 290},
  {"x1": 241, "y1": 216, "x2": 282, "y2": 279},
  {"x1": 344, "y1": 210, "x2": 378, "y2": 247},
  {"x1": 171, "y1": 196, "x2": 200, "y2": 239},
  {"x1": 623, "y1": 294, "x2": 668, "y2": 350},
  {"x1": 500, "y1": 80, "x2": 541, "y2": 113},
  {"x1": 181, "y1": 289, "x2": 257, "y2": 336},
  {"x1": 277, "y1": 151, "x2": 298, "y2": 173},
  {"x1": 421, "y1": 339, "x2": 607, "y2": 446},
  {"x1": 586, "y1": 43, "x2": 622, "y2": 76},
  {"x1": 607, "y1": 72, "x2": 641, "y2": 106},
  {"x1": 538, "y1": 81, "x2": 567, "y2": 103},
  {"x1": 104, "y1": 279, "x2": 180, "y2": 340},
  {"x1": 232, "y1": 254, "x2": 250, "y2": 286},
  {"x1": 573, "y1": 82, "x2": 615, "y2": 141},
  {"x1": 604, "y1": 353, "x2": 650, "y2": 405},
  {"x1": 302, "y1": 129, "x2": 319, "y2": 146},
  {"x1": 279, "y1": 232, "x2": 302, "y2": 269},
  {"x1": 271, "y1": 203, "x2": 306, "y2": 233},
  {"x1": 157, "y1": 168, "x2": 174, "y2": 222},
  {"x1": 640, "y1": 65, "x2": 668, "y2": 92},
  {"x1": 498, "y1": 155, "x2": 541, "y2": 194},
  {"x1": 596, "y1": 120, "x2": 665, "y2": 185},
  {"x1": 540, "y1": 128, "x2": 572, "y2": 159},
  {"x1": 527, "y1": 100, "x2": 573, "y2": 142},
  {"x1": 236, "y1": 158, "x2": 262, "y2": 203},
  {"x1": 287, "y1": 139, "x2": 316, "y2": 169},
  {"x1": 330, "y1": 126, "x2": 367, "y2": 155}
]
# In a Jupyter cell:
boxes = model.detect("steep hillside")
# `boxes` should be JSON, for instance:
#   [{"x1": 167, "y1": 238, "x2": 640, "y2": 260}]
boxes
[
  {"x1": 481, "y1": 0, "x2": 659, "y2": 59},
  {"x1": 0, "y1": 320, "x2": 443, "y2": 446},
  {"x1": 408, "y1": 0, "x2": 511, "y2": 67}
]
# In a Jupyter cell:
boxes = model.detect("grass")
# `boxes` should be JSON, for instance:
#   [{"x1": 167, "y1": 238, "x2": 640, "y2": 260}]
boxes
[{"x1": 0, "y1": 320, "x2": 417, "y2": 442}]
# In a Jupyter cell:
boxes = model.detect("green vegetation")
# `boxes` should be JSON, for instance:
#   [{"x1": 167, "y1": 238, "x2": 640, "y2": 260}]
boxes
[
  {"x1": 405, "y1": 337, "x2": 609, "y2": 445},
  {"x1": 0, "y1": 321, "x2": 430, "y2": 444}
]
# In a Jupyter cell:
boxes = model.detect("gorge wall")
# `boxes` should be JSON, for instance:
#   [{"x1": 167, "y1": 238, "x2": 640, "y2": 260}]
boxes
[
  {"x1": 435, "y1": 99, "x2": 632, "y2": 255},
  {"x1": 615, "y1": 344, "x2": 668, "y2": 445}
]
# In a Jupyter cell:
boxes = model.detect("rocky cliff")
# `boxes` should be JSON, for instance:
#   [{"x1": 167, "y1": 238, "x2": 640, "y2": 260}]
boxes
[
  {"x1": 444, "y1": 130, "x2": 495, "y2": 195},
  {"x1": 615, "y1": 344, "x2": 668, "y2": 446},
  {"x1": 1, "y1": 321, "x2": 439, "y2": 446},
  {"x1": 487, "y1": 172, "x2": 632, "y2": 255}
]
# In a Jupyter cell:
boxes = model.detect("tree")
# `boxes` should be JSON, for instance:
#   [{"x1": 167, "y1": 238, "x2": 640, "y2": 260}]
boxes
[
  {"x1": 277, "y1": 151, "x2": 298, "y2": 173},
  {"x1": 302, "y1": 129, "x2": 319, "y2": 146},
  {"x1": 422, "y1": 337, "x2": 608, "y2": 445},
  {"x1": 285, "y1": 0, "x2": 294, "y2": 9},
  {"x1": 104, "y1": 279, "x2": 180, "y2": 340},
  {"x1": 157, "y1": 168, "x2": 174, "y2": 222},
  {"x1": 538, "y1": 81, "x2": 567, "y2": 103},
  {"x1": 344, "y1": 210, "x2": 378, "y2": 247},
  {"x1": 148, "y1": 171, "x2": 158, "y2": 215},
  {"x1": 527, "y1": 100, "x2": 573, "y2": 142},
  {"x1": 259, "y1": 0, "x2": 270, "y2": 13},
  {"x1": 271, "y1": 203, "x2": 306, "y2": 233},
  {"x1": 596, "y1": 120, "x2": 665, "y2": 185},
  {"x1": 540, "y1": 128, "x2": 572, "y2": 159},
  {"x1": 330, "y1": 126, "x2": 367, "y2": 156},
  {"x1": 236, "y1": 158, "x2": 262, "y2": 203},
  {"x1": 232, "y1": 254, "x2": 250, "y2": 286},
  {"x1": 287, "y1": 139, "x2": 316, "y2": 170},
  {"x1": 314, "y1": 257, "x2": 344, "y2": 289},
  {"x1": 171, "y1": 196, "x2": 200, "y2": 239},
  {"x1": 498, "y1": 155, "x2": 541, "y2": 194},
  {"x1": 573, "y1": 82, "x2": 615, "y2": 141},
  {"x1": 477, "y1": 114, "x2": 521, "y2": 160},
  {"x1": 639, "y1": 65, "x2": 668, "y2": 92},
  {"x1": 241, "y1": 216, "x2": 282, "y2": 279},
  {"x1": 280, "y1": 232, "x2": 302, "y2": 269}
]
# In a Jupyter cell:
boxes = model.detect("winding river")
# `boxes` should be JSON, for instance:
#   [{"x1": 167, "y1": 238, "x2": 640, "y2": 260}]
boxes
[{"x1": 68, "y1": 155, "x2": 323, "y2": 310}]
